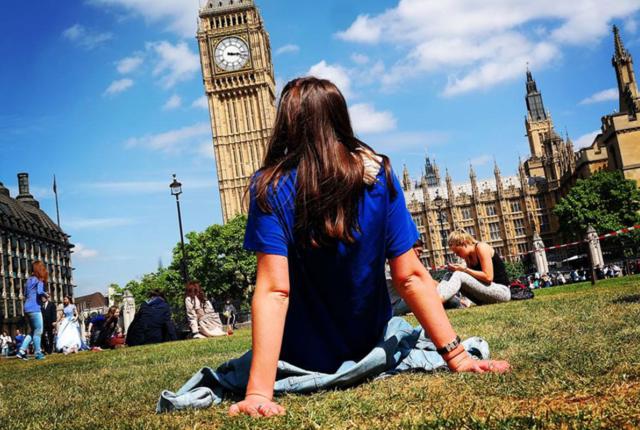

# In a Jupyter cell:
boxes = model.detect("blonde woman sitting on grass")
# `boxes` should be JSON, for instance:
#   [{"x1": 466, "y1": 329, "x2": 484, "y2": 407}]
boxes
[{"x1": 438, "y1": 230, "x2": 511, "y2": 306}]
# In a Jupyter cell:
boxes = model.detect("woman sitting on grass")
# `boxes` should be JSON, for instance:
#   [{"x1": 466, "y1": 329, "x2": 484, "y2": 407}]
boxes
[
  {"x1": 437, "y1": 230, "x2": 511, "y2": 306},
  {"x1": 94, "y1": 306, "x2": 122, "y2": 349},
  {"x1": 231, "y1": 77, "x2": 510, "y2": 418},
  {"x1": 185, "y1": 282, "x2": 226, "y2": 338}
]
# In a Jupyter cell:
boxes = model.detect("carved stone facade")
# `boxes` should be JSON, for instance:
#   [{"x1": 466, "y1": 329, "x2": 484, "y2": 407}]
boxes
[
  {"x1": 0, "y1": 174, "x2": 74, "y2": 334},
  {"x1": 404, "y1": 26, "x2": 640, "y2": 267},
  {"x1": 197, "y1": 0, "x2": 276, "y2": 222}
]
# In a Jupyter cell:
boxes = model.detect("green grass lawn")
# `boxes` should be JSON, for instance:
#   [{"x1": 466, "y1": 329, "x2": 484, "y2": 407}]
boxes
[{"x1": 1, "y1": 277, "x2": 639, "y2": 430}]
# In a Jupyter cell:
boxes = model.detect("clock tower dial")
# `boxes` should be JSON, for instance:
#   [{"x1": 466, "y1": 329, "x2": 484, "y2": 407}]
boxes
[
  {"x1": 214, "y1": 36, "x2": 250, "y2": 72},
  {"x1": 198, "y1": 0, "x2": 277, "y2": 223}
]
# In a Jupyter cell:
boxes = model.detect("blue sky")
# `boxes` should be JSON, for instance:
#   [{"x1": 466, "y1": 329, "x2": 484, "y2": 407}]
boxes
[{"x1": 1, "y1": 0, "x2": 639, "y2": 296}]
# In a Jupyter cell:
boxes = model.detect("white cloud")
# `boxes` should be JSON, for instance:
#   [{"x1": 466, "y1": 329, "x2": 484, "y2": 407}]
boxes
[
  {"x1": 349, "y1": 103, "x2": 397, "y2": 135},
  {"x1": 307, "y1": 61, "x2": 353, "y2": 98},
  {"x1": 579, "y1": 88, "x2": 618, "y2": 105},
  {"x1": 197, "y1": 142, "x2": 215, "y2": 160},
  {"x1": 148, "y1": 41, "x2": 200, "y2": 88},
  {"x1": 62, "y1": 24, "x2": 112, "y2": 50},
  {"x1": 116, "y1": 55, "x2": 144, "y2": 74},
  {"x1": 469, "y1": 155, "x2": 492, "y2": 166},
  {"x1": 275, "y1": 44, "x2": 300, "y2": 55},
  {"x1": 66, "y1": 217, "x2": 136, "y2": 230},
  {"x1": 73, "y1": 244, "x2": 99, "y2": 259},
  {"x1": 351, "y1": 53, "x2": 370, "y2": 65},
  {"x1": 125, "y1": 122, "x2": 211, "y2": 154},
  {"x1": 104, "y1": 78, "x2": 134, "y2": 96},
  {"x1": 88, "y1": 0, "x2": 199, "y2": 37},
  {"x1": 191, "y1": 96, "x2": 209, "y2": 110},
  {"x1": 163, "y1": 94, "x2": 182, "y2": 110},
  {"x1": 336, "y1": 0, "x2": 640, "y2": 95},
  {"x1": 336, "y1": 15, "x2": 382, "y2": 43},
  {"x1": 574, "y1": 130, "x2": 600, "y2": 149},
  {"x1": 84, "y1": 178, "x2": 217, "y2": 194}
]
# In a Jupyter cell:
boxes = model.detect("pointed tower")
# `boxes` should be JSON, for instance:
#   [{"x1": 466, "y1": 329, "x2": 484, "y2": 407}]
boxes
[
  {"x1": 612, "y1": 25, "x2": 640, "y2": 115},
  {"x1": 432, "y1": 159, "x2": 441, "y2": 187},
  {"x1": 445, "y1": 169, "x2": 454, "y2": 200},
  {"x1": 469, "y1": 163, "x2": 479, "y2": 200},
  {"x1": 524, "y1": 69, "x2": 555, "y2": 159},
  {"x1": 424, "y1": 154, "x2": 439, "y2": 187},
  {"x1": 494, "y1": 159, "x2": 504, "y2": 196},
  {"x1": 402, "y1": 164, "x2": 411, "y2": 191}
]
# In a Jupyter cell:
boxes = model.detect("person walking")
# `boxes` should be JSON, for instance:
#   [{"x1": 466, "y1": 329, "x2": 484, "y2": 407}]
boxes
[
  {"x1": 16, "y1": 261, "x2": 48, "y2": 360},
  {"x1": 230, "y1": 77, "x2": 510, "y2": 418},
  {"x1": 41, "y1": 294, "x2": 57, "y2": 354}
]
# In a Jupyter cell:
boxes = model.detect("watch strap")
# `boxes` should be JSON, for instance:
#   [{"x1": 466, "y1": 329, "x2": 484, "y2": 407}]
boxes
[{"x1": 436, "y1": 335, "x2": 461, "y2": 355}]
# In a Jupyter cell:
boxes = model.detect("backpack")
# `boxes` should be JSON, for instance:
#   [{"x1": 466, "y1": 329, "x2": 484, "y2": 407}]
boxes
[{"x1": 509, "y1": 280, "x2": 534, "y2": 300}]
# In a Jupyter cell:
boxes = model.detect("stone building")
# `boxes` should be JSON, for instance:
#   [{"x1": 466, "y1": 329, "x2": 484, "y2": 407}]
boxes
[
  {"x1": 0, "y1": 173, "x2": 74, "y2": 334},
  {"x1": 404, "y1": 26, "x2": 640, "y2": 268},
  {"x1": 197, "y1": 0, "x2": 276, "y2": 223}
]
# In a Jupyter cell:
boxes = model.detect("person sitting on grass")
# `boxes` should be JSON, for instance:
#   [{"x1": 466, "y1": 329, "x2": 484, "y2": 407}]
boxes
[
  {"x1": 185, "y1": 282, "x2": 226, "y2": 338},
  {"x1": 126, "y1": 290, "x2": 177, "y2": 347},
  {"x1": 437, "y1": 230, "x2": 511, "y2": 306},
  {"x1": 94, "y1": 306, "x2": 122, "y2": 350},
  {"x1": 230, "y1": 77, "x2": 510, "y2": 418}
]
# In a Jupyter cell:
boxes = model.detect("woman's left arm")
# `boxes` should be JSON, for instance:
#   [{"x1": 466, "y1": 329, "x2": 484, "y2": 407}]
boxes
[{"x1": 458, "y1": 243, "x2": 494, "y2": 284}]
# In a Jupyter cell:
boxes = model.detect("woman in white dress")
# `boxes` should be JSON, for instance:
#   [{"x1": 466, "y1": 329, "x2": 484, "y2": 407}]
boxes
[
  {"x1": 56, "y1": 295, "x2": 83, "y2": 354},
  {"x1": 185, "y1": 282, "x2": 226, "y2": 338}
]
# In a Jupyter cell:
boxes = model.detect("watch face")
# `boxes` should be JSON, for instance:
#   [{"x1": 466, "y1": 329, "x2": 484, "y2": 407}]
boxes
[{"x1": 214, "y1": 37, "x2": 250, "y2": 72}]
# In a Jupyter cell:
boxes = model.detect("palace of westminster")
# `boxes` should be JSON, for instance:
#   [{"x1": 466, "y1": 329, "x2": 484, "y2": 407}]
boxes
[{"x1": 2, "y1": 0, "x2": 639, "y2": 330}]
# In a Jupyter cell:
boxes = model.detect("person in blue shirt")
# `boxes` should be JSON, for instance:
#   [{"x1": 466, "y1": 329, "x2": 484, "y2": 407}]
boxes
[
  {"x1": 231, "y1": 77, "x2": 511, "y2": 418},
  {"x1": 16, "y1": 261, "x2": 48, "y2": 360}
]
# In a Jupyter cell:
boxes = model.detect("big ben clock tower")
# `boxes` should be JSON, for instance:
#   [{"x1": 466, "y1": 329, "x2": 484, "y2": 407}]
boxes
[{"x1": 197, "y1": 0, "x2": 276, "y2": 223}]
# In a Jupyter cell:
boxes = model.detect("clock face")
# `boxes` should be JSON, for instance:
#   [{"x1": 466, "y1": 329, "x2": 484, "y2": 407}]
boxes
[{"x1": 214, "y1": 37, "x2": 250, "y2": 72}]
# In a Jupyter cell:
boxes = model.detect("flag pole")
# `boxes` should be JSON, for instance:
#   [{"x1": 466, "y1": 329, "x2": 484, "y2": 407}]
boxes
[{"x1": 53, "y1": 175, "x2": 61, "y2": 228}]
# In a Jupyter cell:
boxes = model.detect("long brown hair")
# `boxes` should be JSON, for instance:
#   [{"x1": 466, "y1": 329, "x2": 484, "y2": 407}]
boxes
[
  {"x1": 185, "y1": 282, "x2": 206, "y2": 307},
  {"x1": 253, "y1": 77, "x2": 395, "y2": 247},
  {"x1": 32, "y1": 261, "x2": 48, "y2": 283},
  {"x1": 105, "y1": 306, "x2": 119, "y2": 322}
]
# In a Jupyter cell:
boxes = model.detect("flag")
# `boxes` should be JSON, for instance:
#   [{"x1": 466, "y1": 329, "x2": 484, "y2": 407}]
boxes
[{"x1": 53, "y1": 175, "x2": 57, "y2": 194}]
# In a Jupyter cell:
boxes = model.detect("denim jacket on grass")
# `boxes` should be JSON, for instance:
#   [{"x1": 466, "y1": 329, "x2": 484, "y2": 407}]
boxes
[{"x1": 157, "y1": 317, "x2": 490, "y2": 413}]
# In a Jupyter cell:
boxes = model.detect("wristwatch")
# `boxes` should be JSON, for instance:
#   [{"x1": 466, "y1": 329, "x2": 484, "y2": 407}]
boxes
[{"x1": 436, "y1": 335, "x2": 461, "y2": 354}]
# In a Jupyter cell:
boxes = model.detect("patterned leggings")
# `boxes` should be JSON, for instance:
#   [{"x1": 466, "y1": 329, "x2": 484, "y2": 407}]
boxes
[{"x1": 437, "y1": 271, "x2": 511, "y2": 305}]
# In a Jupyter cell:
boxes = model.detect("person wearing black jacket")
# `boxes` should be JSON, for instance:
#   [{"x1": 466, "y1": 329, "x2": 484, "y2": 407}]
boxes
[
  {"x1": 41, "y1": 294, "x2": 57, "y2": 354},
  {"x1": 126, "y1": 290, "x2": 177, "y2": 347}
]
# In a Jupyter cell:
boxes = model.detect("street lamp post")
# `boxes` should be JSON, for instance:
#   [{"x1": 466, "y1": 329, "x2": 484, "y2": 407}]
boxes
[
  {"x1": 433, "y1": 190, "x2": 448, "y2": 265},
  {"x1": 170, "y1": 174, "x2": 189, "y2": 284}
]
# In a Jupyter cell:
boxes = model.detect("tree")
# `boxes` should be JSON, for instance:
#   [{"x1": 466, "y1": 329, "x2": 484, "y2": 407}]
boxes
[
  {"x1": 171, "y1": 215, "x2": 256, "y2": 309},
  {"x1": 554, "y1": 171, "x2": 640, "y2": 239},
  {"x1": 123, "y1": 215, "x2": 257, "y2": 314},
  {"x1": 504, "y1": 260, "x2": 525, "y2": 282}
]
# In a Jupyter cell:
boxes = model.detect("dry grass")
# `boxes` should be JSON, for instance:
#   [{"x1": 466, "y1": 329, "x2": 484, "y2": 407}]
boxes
[{"x1": 1, "y1": 277, "x2": 639, "y2": 429}]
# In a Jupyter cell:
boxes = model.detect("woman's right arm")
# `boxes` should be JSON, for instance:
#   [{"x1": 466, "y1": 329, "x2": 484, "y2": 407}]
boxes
[
  {"x1": 228, "y1": 253, "x2": 289, "y2": 418},
  {"x1": 389, "y1": 249, "x2": 510, "y2": 373}
]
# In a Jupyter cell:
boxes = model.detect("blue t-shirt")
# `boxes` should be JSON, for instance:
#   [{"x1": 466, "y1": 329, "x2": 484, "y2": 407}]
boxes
[
  {"x1": 23, "y1": 276, "x2": 45, "y2": 314},
  {"x1": 244, "y1": 167, "x2": 418, "y2": 373}
]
